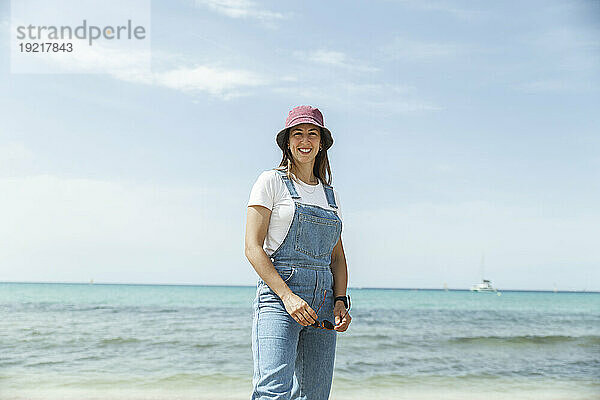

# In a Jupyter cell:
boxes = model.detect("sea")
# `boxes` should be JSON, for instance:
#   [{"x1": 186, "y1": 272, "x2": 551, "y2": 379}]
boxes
[{"x1": 1, "y1": 282, "x2": 599, "y2": 400}]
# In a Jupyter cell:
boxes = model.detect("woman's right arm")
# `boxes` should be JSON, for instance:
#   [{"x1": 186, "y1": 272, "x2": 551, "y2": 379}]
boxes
[
  {"x1": 245, "y1": 205, "x2": 294, "y2": 300},
  {"x1": 245, "y1": 205, "x2": 318, "y2": 326}
]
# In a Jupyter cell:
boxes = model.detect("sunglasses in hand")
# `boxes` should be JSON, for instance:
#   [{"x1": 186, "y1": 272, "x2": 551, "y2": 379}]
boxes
[{"x1": 310, "y1": 289, "x2": 351, "y2": 330}]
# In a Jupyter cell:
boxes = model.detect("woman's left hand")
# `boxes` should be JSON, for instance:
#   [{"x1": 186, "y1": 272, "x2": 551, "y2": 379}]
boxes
[{"x1": 333, "y1": 301, "x2": 351, "y2": 332}]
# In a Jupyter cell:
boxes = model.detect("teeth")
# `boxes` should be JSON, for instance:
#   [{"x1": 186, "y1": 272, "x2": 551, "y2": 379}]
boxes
[{"x1": 299, "y1": 148, "x2": 311, "y2": 153}]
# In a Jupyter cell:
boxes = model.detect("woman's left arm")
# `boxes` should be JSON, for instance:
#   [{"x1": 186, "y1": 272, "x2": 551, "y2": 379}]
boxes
[{"x1": 331, "y1": 237, "x2": 352, "y2": 332}]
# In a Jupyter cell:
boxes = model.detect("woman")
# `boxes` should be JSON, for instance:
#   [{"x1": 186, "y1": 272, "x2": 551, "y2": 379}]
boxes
[{"x1": 245, "y1": 105, "x2": 352, "y2": 399}]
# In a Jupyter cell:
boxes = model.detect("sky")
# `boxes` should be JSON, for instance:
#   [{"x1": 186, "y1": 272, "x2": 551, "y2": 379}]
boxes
[{"x1": 0, "y1": 0, "x2": 599, "y2": 291}]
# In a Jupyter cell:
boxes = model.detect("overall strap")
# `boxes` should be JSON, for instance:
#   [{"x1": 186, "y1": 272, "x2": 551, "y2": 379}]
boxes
[
  {"x1": 322, "y1": 183, "x2": 338, "y2": 209},
  {"x1": 275, "y1": 169, "x2": 301, "y2": 199}
]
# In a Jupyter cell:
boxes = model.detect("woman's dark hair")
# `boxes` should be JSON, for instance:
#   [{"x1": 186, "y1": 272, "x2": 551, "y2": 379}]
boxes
[{"x1": 274, "y1": 127, "x2": 333, "y2": 186}]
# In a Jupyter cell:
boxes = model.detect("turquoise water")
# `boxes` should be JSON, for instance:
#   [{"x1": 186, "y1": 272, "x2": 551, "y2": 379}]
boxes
[{"x1": 1, "y1": 282, "x2": 599, "y2": 399}]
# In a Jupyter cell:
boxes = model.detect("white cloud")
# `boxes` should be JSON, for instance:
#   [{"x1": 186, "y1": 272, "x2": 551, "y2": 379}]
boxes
[
  {"x1": 115, "y1": 65, "x2": 268, "y2": 100},
  {"x1": 156, "y1": 66, "x2": 266, "y2": 96},
  {"x1": 194, "y1": 0, "x2": 286, "y2": 22},
  {"x1": 380, "y1": 36, "x2": 463, "y2": 62},
  {"x1": 34, "y1": 43, "x2": 269, "y2": 99},
  {"x1": 293, "y1": 49, "x2": 379, "y2": 73},
  {"x1": 311, "y1": 50, "x2": 346, "y2": 65}
]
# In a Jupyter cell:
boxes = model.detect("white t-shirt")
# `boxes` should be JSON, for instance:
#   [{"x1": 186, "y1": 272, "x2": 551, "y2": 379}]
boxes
[{"x1": 247, "y1": 169, "x2": 343, "y2": 256}]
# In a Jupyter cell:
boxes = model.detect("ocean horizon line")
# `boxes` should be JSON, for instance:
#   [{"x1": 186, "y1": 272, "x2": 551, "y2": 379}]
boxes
[{"x1": 1, "y1": 280, "x2": 599, "y2": 294}]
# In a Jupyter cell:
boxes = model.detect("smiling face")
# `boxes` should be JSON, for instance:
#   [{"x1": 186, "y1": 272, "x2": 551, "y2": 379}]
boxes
[{"x1": 288, "y1": 123, "x2": 322, "y2": 165}]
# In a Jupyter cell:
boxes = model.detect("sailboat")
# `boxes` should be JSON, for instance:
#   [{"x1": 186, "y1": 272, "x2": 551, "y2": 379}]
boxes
[
  {"x1": 470, "y1": 254, "x2": 499, "y2": 293},
  {"x1": 470, "y1": 279, "x2": 497, "y2": 292}
]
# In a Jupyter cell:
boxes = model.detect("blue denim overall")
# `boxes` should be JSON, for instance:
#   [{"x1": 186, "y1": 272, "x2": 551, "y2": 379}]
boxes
[{"x1": 252, "y1": 170, "x2": 343, "y2": 400}]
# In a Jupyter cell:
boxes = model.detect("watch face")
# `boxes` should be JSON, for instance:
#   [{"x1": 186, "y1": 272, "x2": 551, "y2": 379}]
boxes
[{"x1": 335, "y1": 297, "x2": 348, "y2": 307}]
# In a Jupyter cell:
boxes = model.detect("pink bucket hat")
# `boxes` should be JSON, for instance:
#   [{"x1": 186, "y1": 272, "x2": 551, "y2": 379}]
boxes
[{"x1": 276, "y1": 105, "x2": 334, "y2": 151}]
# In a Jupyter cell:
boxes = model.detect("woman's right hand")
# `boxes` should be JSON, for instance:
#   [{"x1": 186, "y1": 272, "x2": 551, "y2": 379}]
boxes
[{"x1": 281, "y1": 292, "x2": 318, "y2": 326}]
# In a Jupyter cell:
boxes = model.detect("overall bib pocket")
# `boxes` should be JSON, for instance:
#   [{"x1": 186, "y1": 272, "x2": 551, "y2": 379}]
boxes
[{"x1": 294, "y1": 212, "x2": 340, "y2": 258}]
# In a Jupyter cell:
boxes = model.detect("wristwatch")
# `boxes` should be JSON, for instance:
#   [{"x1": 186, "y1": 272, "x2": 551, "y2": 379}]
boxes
[{"x1": 334, "y1": 295, "x2": 349, "y2": 309}]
